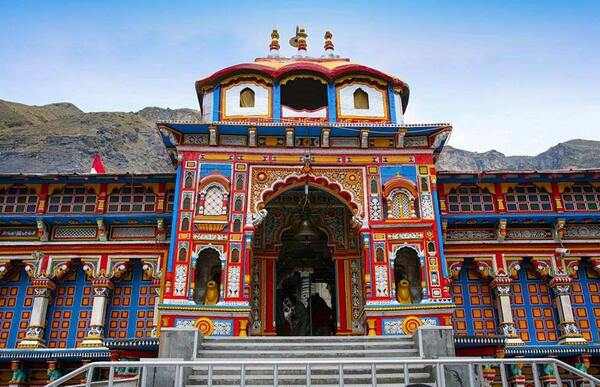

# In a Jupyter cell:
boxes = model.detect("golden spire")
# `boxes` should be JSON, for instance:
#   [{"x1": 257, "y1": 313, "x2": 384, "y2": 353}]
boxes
[
  {"x1": 324, "y1": 31, "x2": 334, "y2": 52},
  {"x1": 269, "y1": 29, "x2": 280, "y2": 54}
]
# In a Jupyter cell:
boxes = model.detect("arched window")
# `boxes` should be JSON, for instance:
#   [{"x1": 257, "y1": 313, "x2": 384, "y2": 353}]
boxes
[
  {"x1": 230, "y1": 249, "x2": 240, "y2": 263},
  {"x1": 202, "y1": 185, "x2": 225, "y2": 216},
  {"x1": 48, "y1": 187, "x2": 96, "y2": 214},
  {"x1": 178, "y1": 246, "x2": 187, "y2": 262},
  {"x1": 353, "y1": 88, "x2": 369, "y2": 109},
  {"x1": 506, "y1": 186, "x2": 552, "y2": 212},
  {"x1": 184, "y1": 171, "x2": 194, "y2": 189},
  {"x1": 234, "y1": 196, "x2": 243, "y2": 212},
  {"x1": 387, "y1": 189, "x2": 416, "y2": 219},
  {"x1": 233, "y1": 218, "x2": 242, "y2": 233},
  {"x1": 370, "y1": 178, "x2": 378, "y2": 194},
  {"x1": 393, "y1": 247, "x2": 422, "y2": 303},
  {"x1": 165, "y1": 190, "x2": 175, "y2": 212},
  {"x1": 0, "y1": 186, "x2": 38, "y2": 214},
  {"x1": 562, "y1": 184, "x2": 600, "y2": 211},
  {"x1": 447, "y1": 186, "x2": 494, "y2": 213},
  {"x1": 182, "y1": 194, "x2": 191, "y2": 211},
  {"x1": 107, "y1": 186, "x2": 156, "y2": 213},
  {"x1": 181, "y1": 216, "x2": 190, "y2": 231},
  {"x1": 375, "y1": 247, "x2": 385, "y2": 262},
  {"x1": 235, "y1": 175, "x2": 245, "y2": 191},
  {"x1": 239, "y1": 87, "x2": 255, "y2": 108}
]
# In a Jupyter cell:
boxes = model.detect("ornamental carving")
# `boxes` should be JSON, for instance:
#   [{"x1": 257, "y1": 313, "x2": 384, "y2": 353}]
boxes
[
  {"x1": 564, "y1": 224, "x2": 600, "y2": 239},
  {"x1": 506, "y1": 228, "x2": 552, "y2": 240},
  {"x1": 350, "y1": 259, "x2": 364, "y2": 334},
  {"x1": 446, "y1": 229, "x2": 496, "y2": 241},
  {"x1": 249, "y1": 166, "x2": 365, "y2": 217}
]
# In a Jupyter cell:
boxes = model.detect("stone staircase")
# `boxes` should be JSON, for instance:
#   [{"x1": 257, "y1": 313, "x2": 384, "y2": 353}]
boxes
[{"x1": 187, "y1": 335, "x2": 433, "y2": 386}]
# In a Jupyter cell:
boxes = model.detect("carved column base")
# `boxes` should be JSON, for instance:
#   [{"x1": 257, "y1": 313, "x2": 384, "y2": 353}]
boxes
[
  {"x1": 504, "y1": 336, "x2": 524, "y2": 346},
  {"x1": 558, "y1": 322, "x2": 586, "y2": 344},
  {"x1": 78, "y1": 326, "x2": 105, "y2": 348},
  {"x1": 559, "y1": 336, "x2": 586, "y2": 345},
  {"x1": 17, "y1": 327, "x2": 46, "y2": 349}
]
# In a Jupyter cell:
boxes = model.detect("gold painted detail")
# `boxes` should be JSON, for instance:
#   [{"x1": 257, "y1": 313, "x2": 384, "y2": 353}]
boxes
[
  {"x1": 402, "y1": 316, "x2": 422, "y2": 335},
  {"x1": 196, "y1": 317, "x2": 215, "y2": 336}
]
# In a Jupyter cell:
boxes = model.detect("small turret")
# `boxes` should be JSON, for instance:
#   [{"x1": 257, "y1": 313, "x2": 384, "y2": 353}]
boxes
[
  {"x1": 269, "y1": 29, "x2": 280, "y2": 57},
  {"x1": 323, "y1": 31, "x2": 335, "y2": 57}
]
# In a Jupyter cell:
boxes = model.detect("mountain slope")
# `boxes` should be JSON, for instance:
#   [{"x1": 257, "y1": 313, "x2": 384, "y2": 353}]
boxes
[{"x1": 1, "y1": 98, "x2": 598, "y2": 174}]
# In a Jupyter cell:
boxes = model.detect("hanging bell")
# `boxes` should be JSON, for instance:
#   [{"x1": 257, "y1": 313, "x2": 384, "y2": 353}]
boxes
[{"x1": 296, "y1": 217, "x2": 318, "y2": 243}]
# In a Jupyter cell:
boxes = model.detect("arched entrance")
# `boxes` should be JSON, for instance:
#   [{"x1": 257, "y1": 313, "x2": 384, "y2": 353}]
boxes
[
  {"x1": 250, "y1": 183, "x2": 363, "y2": 336},
  {"x1": 193, "y1": 248, "x2": 222, "y2": 305}
]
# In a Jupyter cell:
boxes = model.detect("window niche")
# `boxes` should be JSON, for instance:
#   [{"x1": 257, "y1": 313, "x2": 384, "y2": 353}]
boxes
[
  {"x1": 393, "y1": 247, "x2": 422, "y2": 304},
  {"x1": 353, "y1": 88, "x2": 369, "y2": 109},
  {"x1": 193, "y1": 248, "x2": 222, "y2": 305},
  {"x1": 239, "y1": 87, "x2": 255, "y2": 108}
]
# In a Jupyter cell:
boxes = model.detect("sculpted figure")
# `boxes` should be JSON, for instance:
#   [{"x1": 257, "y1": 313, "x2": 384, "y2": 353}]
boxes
[
  {"x1": 396, "y1": 279, "x2": 413, "y2": 304},
  {"x1": 204, "y1": 280, "x2": 219, "y2": 305}
]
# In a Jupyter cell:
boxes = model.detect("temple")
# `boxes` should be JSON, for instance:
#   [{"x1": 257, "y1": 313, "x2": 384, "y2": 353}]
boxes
[{"x1": 0, "y1": 28, "x2": 599, "y2": 384}]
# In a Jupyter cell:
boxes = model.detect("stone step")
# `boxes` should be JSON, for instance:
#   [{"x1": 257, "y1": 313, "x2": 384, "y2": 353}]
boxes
[
  {"x1": 186, "y1": 384, "x2": 434, "y2": 387},
  {"x1": 200, "y1": 335, "x2": 413, "y2": 344},
  {"x1": 185, "y1": 373, "x2": 433, "y2": 386},
  {"x1": 196, "y1": 348, "x2": 419, "y2": 359},
  {"x1": 190, "y1": 364, "x2": 430, "y2": 374},
  {"x1": 200, "y1": 341, "x2": 416, "y2": 352}
]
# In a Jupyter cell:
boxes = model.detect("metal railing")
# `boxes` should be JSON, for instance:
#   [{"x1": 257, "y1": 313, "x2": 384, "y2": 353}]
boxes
[{"x1": 47, "y1": 357, "x2": 599, "y2": 387}]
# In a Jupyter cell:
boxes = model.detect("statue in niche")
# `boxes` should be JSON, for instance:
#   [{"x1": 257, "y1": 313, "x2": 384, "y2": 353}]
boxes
[
  {"x1": 394, "y1": 247, "x2": 423, "y2": 303},
  {"x1": 204, "y1": 280, "x2": 219, "y2": 305},
  {"x1": 396, "y1": 279, "x2": 412, "y2": 304},
  {"x1": 194, "y1": 249, "x2": 222, "y2": 304}
]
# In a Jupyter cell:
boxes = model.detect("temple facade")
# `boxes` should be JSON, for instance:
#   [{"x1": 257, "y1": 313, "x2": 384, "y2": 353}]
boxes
[{"x1": 0, "y1": 29, "x2": 599, "y2": 384}]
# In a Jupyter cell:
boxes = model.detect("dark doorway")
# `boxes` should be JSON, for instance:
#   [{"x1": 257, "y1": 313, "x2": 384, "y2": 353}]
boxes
[
  {"x1": 194, "y1": 248, "x2": 222, "y2": 305},
  {"x1": 281, "y1": 78, "x2": 327, "y2": 111},
  {"x1": 275, "y1": 209, "x2": 337, "y2": 336}
]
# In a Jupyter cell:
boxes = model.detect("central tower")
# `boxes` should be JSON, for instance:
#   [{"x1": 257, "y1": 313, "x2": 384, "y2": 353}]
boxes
[{"x1": 157, "y1": 28, "x2": 453, "y2": 337}]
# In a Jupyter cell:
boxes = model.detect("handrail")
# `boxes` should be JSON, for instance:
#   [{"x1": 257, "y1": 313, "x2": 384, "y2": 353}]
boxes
[{"x1": 47, "y1": 357, "x2": 600, "y2": 387}]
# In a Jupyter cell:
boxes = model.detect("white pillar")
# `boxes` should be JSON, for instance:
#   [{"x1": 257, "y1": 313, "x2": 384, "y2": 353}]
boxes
[
  {"x1": 491, "y1": 275, "x2": 523, "y2": 345},
  {"x1": 17, "y1": 278, "x2": 55, "y2": 348},
  {"x1": 550, "y1": 277, "x2": 586, "y2": 344},
  {"x1": 79, "y1": 279, "x2": 113, "y2": 347}
]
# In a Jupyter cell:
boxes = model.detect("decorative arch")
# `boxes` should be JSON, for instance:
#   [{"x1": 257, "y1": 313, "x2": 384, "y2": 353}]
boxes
[
  {"x1": 391, "y1": 246, "x2": 423, "y2": 303},
  {"x1": 382, "y1": 177, "x2": 418, "y2": 198},
  {"x1": 193, "y1": 247, "x2": 223, "y2": 305},
  {"x1": 257, "y1": 175, "x2": 361, "y2": 216}
]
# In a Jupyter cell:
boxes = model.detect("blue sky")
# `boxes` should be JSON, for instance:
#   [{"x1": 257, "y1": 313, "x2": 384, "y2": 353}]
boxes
[{"x1": 1, "y1": 1, "x2": 599, "y2": 155}]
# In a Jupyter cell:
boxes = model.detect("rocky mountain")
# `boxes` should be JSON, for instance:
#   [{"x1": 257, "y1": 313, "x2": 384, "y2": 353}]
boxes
[
  {"x1": 437, "y1": 140, "x2": 600, "y2": 172},
  {"x1": 1, "y1": 99, "x2": 598, "y2": 174}
]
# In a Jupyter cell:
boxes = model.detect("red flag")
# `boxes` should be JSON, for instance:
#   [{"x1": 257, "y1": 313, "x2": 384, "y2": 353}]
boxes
[{"x1": 90, "y1": 153, "x2": 106, "y2": 174}]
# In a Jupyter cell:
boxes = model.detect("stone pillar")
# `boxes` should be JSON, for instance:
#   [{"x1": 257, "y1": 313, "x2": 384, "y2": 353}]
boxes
[
  {"x1": 490, "y1": 275, "x2": 523, "y2": 345},
  {"x1": 80, "y1": 278, "x2": 113, "y2": 347},
  {"x1": 17, "y1": 277, "x2": 55, "y2": 348},
  {"x1": 550, "y1": 276, "x2": 586, "y2": 344}
]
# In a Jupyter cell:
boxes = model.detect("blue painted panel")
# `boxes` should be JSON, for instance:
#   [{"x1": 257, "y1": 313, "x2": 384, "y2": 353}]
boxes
[
  {"x1": 432, "y1": 190, "x2": 449, "y2": 277},
  {"x1": 212, "y1": 85, "x2": 221, "y2": 122},
  {"x1": 167, "y1": 165, "x2": 182, "y2": 272},
  {"x1": 198, "y1": 163, "x2": 232, "y2": 179},
  {"x1": 387, "y1": 84, "x2": 397, "y2": 124},
  {"x1": 126, "y1": 263, "x2": 143, "y2": 338},
  {"x1": 458, "y1": 268, "x2": 475, "y2": 336},
  {"x1": 272, "y1": 82, "x2": 281, "y2": 121},
  {"x1": 327, "y1": 82, "x2": 337, "y2": 123},
  {"x1": 574, "y1": 261, "x2": 600, "y2": 341},
  {"x1": 380, "y1": 165, "x2": 417, "y2": 185}
]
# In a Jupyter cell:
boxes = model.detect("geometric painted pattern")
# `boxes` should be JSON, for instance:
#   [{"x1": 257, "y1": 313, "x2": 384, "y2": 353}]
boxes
[
  {"x1": 570, "y1": 261, "x2": 600, "y2": 342},
  {"x1": 45, "y1": 266, "x2": 93, "y2": 348},
  {"x1": 451, "y1": 264, "x2": 497, "y2": 336},
  {"x1": 511, "y1": 265, "x2": 559, "y2": 343},
  {"x1": 0, "y1": 266, "x2": 32, "y2": 348},
  {"x1": 106, "y1": 260, "x2": 156, "y2": 339}
]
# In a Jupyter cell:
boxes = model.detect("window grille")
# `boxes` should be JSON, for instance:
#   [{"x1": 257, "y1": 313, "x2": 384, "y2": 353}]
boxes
[
  {"x1": 506, "y1": 186, "x2": 552, "y2": 212},
  {"x1": 107, "y1": 186, "x2": 156, "y2": 213},
  {"x1": 562, "y1": 184, "x2": 600, "y2": 211},
  {"x1": 203, "y1": 186, "x2": 225, "y2": 216},
  {"x1": 447, "y1": 186, "x2": 494, "y2": 213},
  {"x1": 239, "y1": 88, "x2": 255, "y2": 108},
  {"x1": 48, "y1": 187, "x2": 96, "y2": 214},
  {"x1": 0, "y1": 187, "x2": 38, "y2": 214},
  {"x1": 388, "y1": 189, "x2": 415, "y2": 219},
  {"x1": 165, "y1": 190, "x2": 175, "y2": 212}
]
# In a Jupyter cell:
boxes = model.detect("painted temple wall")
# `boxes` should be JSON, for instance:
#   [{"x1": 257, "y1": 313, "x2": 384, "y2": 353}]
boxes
[
  {"x1": 222, "y1": 82, "x2": 270, "y2": 119},
  {"x1": 337, "y1": 83, "x2": 386, "y2": 119}
]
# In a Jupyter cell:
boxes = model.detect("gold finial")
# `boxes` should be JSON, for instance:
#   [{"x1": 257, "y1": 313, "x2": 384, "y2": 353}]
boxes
[
  {"x1": 290, "y1": 26, "x2": 308, "y2": 55},
  {"x1": 324, "y1": 31, "x2": 334, "y2": 53},
  {"x1": 270, "y1": 29, "x2": 280, "y2": 52}
]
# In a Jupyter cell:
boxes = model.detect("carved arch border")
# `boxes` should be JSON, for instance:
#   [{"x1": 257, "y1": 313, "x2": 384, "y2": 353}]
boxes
[{"x1": 250, "y1": 166, "x2": 366, "y2": 219}]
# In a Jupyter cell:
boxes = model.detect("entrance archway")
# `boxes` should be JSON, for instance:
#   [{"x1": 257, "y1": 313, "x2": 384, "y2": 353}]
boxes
[{"x1": 250, "y1": 184, "x2": 363, "y2": 336}]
